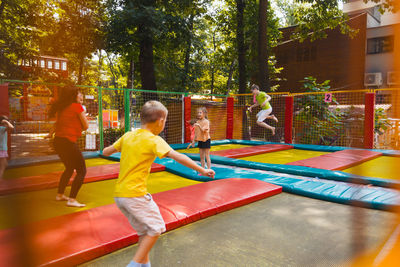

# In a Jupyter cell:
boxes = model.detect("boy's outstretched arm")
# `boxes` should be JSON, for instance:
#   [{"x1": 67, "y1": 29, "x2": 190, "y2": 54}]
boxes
[
  {"x1": 103, "y1": 145, "x2": 118, "y2": 156},
  {"x1": 167, "y1": 150, "x2": 215, "y2": 178}
]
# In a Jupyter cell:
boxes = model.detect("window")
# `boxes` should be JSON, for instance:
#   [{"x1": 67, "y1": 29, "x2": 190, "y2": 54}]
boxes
[
  {"x1": 367, "y1": 36, "x2": 394, "y2": 54},
  {"x1": 40, "y1": 59, "x2": 45, "y2": 68},
  {"x1": 296, "y1": 45, "x2": 317, "y2": 62},
  {"x1": 54, "y1": 60, "x2": 60, "y2": 70},
  {"x1": 61, "y1": 61, "x2": 67, "y2": 71},
  {"x1": 47, "y1": 60, "x2": 53, "y2": 69}
]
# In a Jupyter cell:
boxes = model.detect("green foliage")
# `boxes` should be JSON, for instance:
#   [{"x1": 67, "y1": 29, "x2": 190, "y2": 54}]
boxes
[
  {"x1": 0, "y1": 0, "x2": 48, "y2": 78},
  {"x1": 295, "y1": 77, "x2": 344, "y2": 145},
  {"x1": 374, "y1": 107, "x2": 392, "y2": 135},
  {"x1": 103, "y1": 127, "x2": 125, "y2": 147}
]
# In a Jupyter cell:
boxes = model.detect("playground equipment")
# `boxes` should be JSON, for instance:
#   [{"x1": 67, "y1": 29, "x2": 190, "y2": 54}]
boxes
[
  {"x1": 1, "y1": 80, "x2": 400, "y2": 266},
  {"x1": 1, "y1": 79, "x2": 400, "y2": 161}
]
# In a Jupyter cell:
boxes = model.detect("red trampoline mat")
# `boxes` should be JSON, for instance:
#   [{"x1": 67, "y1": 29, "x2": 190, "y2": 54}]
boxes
[
  {"x1": 0, "y1": 178, "x2": 282, "y2": 267},
  {"x1": 286, "y1": 149, "x2": 382, "y2": 170}
]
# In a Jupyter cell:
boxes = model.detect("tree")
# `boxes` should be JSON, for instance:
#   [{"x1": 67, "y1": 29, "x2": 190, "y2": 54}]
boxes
[
  {"x1": 258, "y1": 0, "x2": 269, "y2": 91},
  {"x1": 236, "y1": 0, "x2": 247, "y2": 94},
  {"x1": 0, "y1": 0, "x2": 48, "y2": 78},
  {"x1": 40, "y1": 0, "x2": 105, "y2": 84}
]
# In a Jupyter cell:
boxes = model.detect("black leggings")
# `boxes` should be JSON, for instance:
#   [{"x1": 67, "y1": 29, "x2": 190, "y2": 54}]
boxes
[{"x1": 53, "y1": 136, "x2": 86, "y2": 198}]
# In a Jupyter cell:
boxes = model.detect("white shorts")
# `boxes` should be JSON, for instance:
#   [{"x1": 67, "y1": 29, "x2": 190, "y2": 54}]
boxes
[
  {"x1": 115, "y1": 194, "x2": 166, "y2": 236},
  {"x1": 256, "y1": 108, "x2": 272, "y2": 122}
]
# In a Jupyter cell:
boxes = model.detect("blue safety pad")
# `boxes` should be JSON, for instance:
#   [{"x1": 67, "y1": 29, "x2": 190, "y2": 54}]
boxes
[
  {"x1": 184, "y1": 154, "x2": 400, "y2": 189},
  {"x1": 154, "y1": 157, "x2": 400, "y2": 210},
  {"x1": 99, "y1": 152, "x2": 121, "y2": 162}
]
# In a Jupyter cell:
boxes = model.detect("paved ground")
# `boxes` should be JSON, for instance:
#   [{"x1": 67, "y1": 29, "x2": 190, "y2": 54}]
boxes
[{"x1": 79, "y1": 193, "x2": 398, "y2": 267}]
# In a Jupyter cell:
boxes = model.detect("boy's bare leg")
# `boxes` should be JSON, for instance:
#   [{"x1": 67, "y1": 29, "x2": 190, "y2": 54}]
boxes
[
  {"x1": 205, "y1": 149, "x2": 211, "y2": 169},
  {"x1": 256, "y1": 121, "x2": 275, "y2": 136},
  {"x1": 0, "y1": 158, "x2": 7, "y2": 179},
  {"x1": 266, "y1": 115, "x2": 278, "y2": 122},
  {"x1": 133, "y1": 235, "x2": 159, "y2": 263}
]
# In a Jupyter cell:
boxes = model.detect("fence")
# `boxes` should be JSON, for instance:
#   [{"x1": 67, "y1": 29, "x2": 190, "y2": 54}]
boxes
[
  {"x1": 2, "y1": 79, "x2": 400, "y2": 161},
  {"x1": 233, "y1": 88, "x2": 400, "y2": 150},
  {"x1": 2, "y1": 80, "x2": 232, "y2": 160}
]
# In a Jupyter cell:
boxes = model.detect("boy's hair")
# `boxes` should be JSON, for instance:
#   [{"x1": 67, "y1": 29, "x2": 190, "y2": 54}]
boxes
[
  {"x1": 197, "y1": 107, "x2": 208, "y2": 119},
  {"x1": 141, "y1": 101, "x2": 168, "y2": 124},
  {"x1": 189, "y1": 119, "x2": 197, "y2": 125},
  {"x1": 250, "y1": 84, "x2": 259, "y2": 91}
]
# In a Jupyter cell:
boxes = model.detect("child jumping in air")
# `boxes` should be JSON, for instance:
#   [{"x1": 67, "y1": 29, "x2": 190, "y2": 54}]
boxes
[
  {"x1": 0, "y1": 115, "x2": 14, "y2": 179},
  {"x1": 102, "y1": 101, "x2": 215, "y2": 267},
  {"x1": 248, "y1": 84, "x2": 278, "y2": 135},
  {"x1": 194, "y1": 107, "x2": 211, "y2": 169}
]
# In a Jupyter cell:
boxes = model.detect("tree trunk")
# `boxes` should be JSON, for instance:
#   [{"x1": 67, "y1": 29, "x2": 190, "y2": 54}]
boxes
[
  {"x1": 97, "y1": 50, "x2": 103, "y2": 86},
  {"x1": 78, "y1": 54, "x2": 84, "y2": 84},
  {"x1": 258, "y1": 0, "x2": 269, "y2": 91},
  {"x1": 226, "y1": 59, "x2": 236, "y2": 95},
  {"x1": 139, "y1": 29, "x2": 157, "y2": 95},
  {"x1": 210, "y1": 30, "x2": 216, "y2": 100},
  {"x1": 236, "y1": 0, "x2": 246, "y2": 95},
  {"x1": 127, "y1": 56, "x2": 134, "y2": 89},
  {"x1": 0, "y1": 0, "x2": 6, "y2": 17},
  {"x1": 183, "y1": 14, "x2": 194, "y2": 92}
]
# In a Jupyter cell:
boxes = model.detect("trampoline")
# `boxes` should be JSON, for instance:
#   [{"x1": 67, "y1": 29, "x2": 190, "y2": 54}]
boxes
[{"x1": 1, "y1": 140, "x2": 399, "y2": 266}]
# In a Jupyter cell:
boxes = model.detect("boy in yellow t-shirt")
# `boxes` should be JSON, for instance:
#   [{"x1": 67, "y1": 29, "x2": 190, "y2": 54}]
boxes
[{"x1": 103, "y1": 100, "x2": 215, "y2": 267}]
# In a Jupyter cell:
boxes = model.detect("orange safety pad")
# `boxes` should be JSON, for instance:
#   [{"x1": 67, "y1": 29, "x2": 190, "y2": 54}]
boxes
[
  {"x1": 211, "y1": 144, "x2": 293, "y2": 158},
  {"x1": 0, "y1": 163, "x2": 165, "y2": 195},
  {"x1": 286, "y1": 149, "x2": 383, "y2": 171},
  {"x1": 0, "y1": 178, "x2": 281, "y2": 267}
]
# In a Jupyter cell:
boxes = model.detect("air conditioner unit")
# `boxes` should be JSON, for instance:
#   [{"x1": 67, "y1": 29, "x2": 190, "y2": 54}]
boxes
[
  {"x1": 364, "y1": 72, "x2": 382, "y2": 87},
  {"x1": 387, "y1": 71, "x2": 400, "y2": 86}
]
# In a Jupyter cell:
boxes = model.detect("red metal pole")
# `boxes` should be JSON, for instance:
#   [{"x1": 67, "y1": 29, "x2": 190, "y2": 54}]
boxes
[
  {"x1": 184, "y1": 96, "x2": 191, "y2": 143},
  {"x1": 226, "y1": 97, "x2": 234, "y2": 139},
  {"x1": 284, "y1": 95, "x2": 294, "y2": 144},
  {"x1": 364, "y1": 92, "x2": 375, "y2": 149},
  {"x1": 0, "y1": 83, "x2": 11, "y2": 159}
]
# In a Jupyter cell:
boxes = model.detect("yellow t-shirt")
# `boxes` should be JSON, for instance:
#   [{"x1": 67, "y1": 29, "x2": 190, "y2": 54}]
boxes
[{"x1": 113, "y1": 129, "x2": 172, "y2": 197}]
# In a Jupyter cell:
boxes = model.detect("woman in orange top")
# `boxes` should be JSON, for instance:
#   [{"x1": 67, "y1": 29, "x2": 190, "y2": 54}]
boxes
[
  {"x1": 48, "y1": 87, "x2": 88, "y2": 207},
  {"x1": 194, "y1": 107, "x2": 211, "y2": 169}
]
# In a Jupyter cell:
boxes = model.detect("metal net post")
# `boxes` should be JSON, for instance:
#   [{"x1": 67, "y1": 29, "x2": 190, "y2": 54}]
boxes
[
  {"x1": 374, "y1": 88, "x2": 400, "y2": 150},
  {"x1": 190, "y1": 96, "x2": 228, "y2": 141},
  {"x1": 77, "y1": 86, "x2": 99, "y2": 152},
  {"x1": 129, "y1": 90, "x2": 183, "y2": 144},
  {"x1": 99, "y1": 87, "x2": 126, "y2": 149},
  {"x1": 7, "y1": 81, "x2": 58, "y2": 159},
  {"x1": 293, "y1": 90, "x2": 367, "y2": 147},
  {"x1": 233, "y1": 92, "x2": 287, "y2": 142}
]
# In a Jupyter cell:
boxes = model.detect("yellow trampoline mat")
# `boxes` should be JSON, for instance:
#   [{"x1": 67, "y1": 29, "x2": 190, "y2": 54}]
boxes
[
  {"x1": 0, "y1": 171, "x2": 200, "y2": 230},
  {"x1": 343, "y1": 156, "x2": 400, "y2": 180},
  {"x1": 176, "y1": 144, "x2": 250, "y2": 154},
  {"x1": 3, "y1": 158, "x2": 116, "y2": 180},
  {"x1": 239, "y1": 149, "x2": 330, "y2": 164}
]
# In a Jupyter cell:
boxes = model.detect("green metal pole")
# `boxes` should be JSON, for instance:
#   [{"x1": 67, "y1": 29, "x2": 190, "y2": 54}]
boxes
[
  {"x1": 98, "y1": 86, "x2": 104, "y2": 152},
  {"x1": 124, "y1": 88, "x2": 131, "y2": 133}
]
